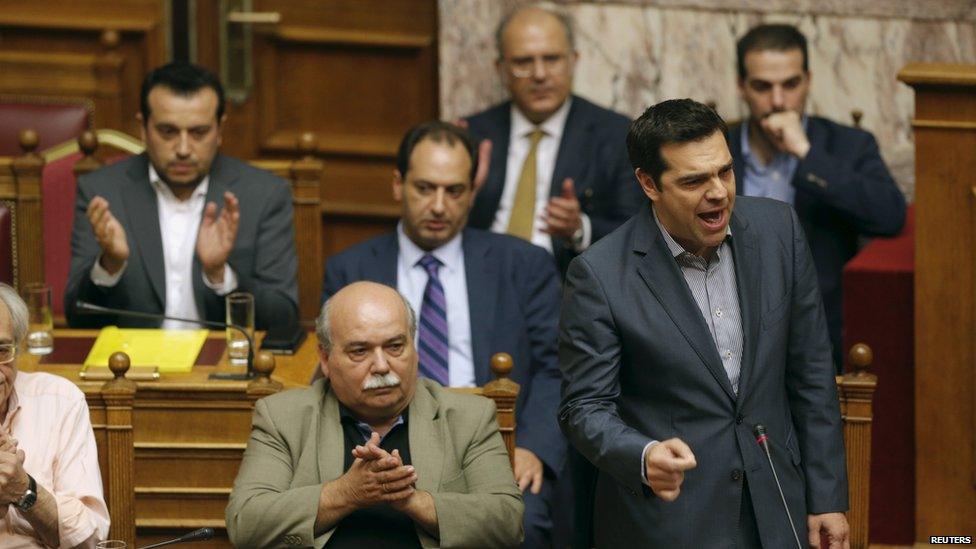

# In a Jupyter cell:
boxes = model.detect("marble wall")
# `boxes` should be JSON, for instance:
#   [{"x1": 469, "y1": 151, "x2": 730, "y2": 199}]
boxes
[{"x1": 438, "y1": 0, "x2": 976, "y2": 198}]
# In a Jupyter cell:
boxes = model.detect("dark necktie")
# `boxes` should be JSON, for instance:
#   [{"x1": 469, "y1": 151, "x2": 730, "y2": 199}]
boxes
[{"x1": 417, "y1": 254, "x2": 449, "y2": 385}]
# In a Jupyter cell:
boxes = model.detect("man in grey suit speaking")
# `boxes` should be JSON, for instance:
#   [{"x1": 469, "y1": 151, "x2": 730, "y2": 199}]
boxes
[{"x1": 558, "y1": 99, "x2": 849, "y2": 547}]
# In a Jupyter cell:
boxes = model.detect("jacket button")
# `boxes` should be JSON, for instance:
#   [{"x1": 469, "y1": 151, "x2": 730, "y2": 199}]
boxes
[
  {"x1": 731, "y1": 469, "x2": 742, "y2": 481},
  {"x1": 736, "y1": 414, "x2": 744, "y2": 425}
]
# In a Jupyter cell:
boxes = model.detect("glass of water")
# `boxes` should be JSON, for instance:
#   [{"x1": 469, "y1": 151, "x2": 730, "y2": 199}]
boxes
[
  {"x1": 225, "y1": 292, "x2": 254, "y2": 365},
  {"x1": 23, "y1": 283, "x2": 53, "y2": 355},
  {"x1": 95, "y1": 541, "x2": 127, "y2": 549}
]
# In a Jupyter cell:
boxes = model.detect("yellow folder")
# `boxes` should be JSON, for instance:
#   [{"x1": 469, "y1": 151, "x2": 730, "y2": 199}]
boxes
[{"x1": 84, "y1": 327, "x2": 210, "y2": 373}]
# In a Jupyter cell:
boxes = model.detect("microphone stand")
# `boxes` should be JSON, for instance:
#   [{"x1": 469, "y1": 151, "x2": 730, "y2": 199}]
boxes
[
  {"x1": 136, "y1": 527, "x2": 214, "y2": 548},
  {"x1": 74, "y1": 301, "x2": 255, "y2": 380}
]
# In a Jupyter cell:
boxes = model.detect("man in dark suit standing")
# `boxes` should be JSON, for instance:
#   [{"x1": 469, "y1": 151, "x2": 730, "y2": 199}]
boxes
[
  {"x1": 726, "y1": 24, "x2": 906, "y2": 370},
  {"x1": 65, "y1": 62, "x2": 298, "y2": 329},
  {"x1": 559, "y1": 99, "x2": 849, "y2": 547},
  {"x1": 323, "y1": 121, "x2": 564, "y2": 548},
  {"x1": 464, "y1": 6, "x2": 641, "y2": 274}
]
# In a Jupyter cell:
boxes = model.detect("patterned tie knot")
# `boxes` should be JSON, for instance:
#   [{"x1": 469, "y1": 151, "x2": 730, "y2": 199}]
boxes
[{"x1": 419, "y1": 254, "x2": 441, "y2": 277}]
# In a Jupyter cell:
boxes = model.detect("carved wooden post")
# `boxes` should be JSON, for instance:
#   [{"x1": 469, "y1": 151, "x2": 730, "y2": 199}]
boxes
[
  {"x1": 837, "y1": 343, "x2": 878, "y2": 549},
  {"x1": 246, "y1": 350, "x2": 283, "y2": 400},
  {"x1": 290, "y1": 132, "x2": 324, "y2": 325},
  {"x1": 102, "y1": 351, "x2": 137, "y2": 546},
  {"x1": 11, "y1": 129, "x2": 44, "y2": 291},
  {"x1": 94, "y1": 30, "x2": 126, "y2": 131},
  {"x1": 74, "y1": 131, "x2": 103, "y2": 177},
  {"x1": 483, "y1": 353, "x2": 520, "y2": 467}
]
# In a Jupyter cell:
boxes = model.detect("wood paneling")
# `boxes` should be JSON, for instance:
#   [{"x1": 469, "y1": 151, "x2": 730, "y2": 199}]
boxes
[
  {"x1": 194, "y1": 0, "x2": 437, "y2": 273},
  {"x1": 0, "y1": 0, "x2": 167, "y2": 137},
  {"x1": 898, "y1": 62, "x2": 976, "y2": 541}
]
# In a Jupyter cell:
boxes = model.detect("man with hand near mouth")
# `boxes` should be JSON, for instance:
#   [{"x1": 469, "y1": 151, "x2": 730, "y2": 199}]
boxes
[
  {"x1": 463, "y1": 6, "x2": 641, "y2": 276},
  {"x1": 66, "y1": 62, "x2": 298, "y2": 330},
  {"x1": 559, "y1": 99, "x2": 849, "y2": 547},
  {"x1": 322, "y1": 121, "x2": 564, "y2": 548},
  {"x1": 726, "y1": 24, "x2": 906, "y2": 371}
]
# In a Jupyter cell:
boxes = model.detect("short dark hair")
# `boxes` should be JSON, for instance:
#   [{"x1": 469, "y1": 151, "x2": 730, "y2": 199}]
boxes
[
  {"x1": 736, "y1": 24, "x2": 809, "y2": 80},
  {"x1": 140, "y1": 62, "x2": 226, "y2": 123},
  {"x1": 626, "y1": 99, "x2": 728, "y2": 190},
  {"x1": 395, "y1": 121, "x2": 479, "y2": 182}
]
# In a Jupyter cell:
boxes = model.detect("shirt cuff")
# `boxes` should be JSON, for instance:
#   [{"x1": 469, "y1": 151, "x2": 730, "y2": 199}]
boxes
[
  {"x1": 572, "y1": 213, "x2": 593, "y2": 252},
  {"x1": 203, "y1": 264, "x2": 238, "y2": 296},
  {"x1": 90, "y1": 255, "x2": 126, "y2": 287},
  {"x1": 640, "y1": 440, "x2": 660, "y2": 487}
]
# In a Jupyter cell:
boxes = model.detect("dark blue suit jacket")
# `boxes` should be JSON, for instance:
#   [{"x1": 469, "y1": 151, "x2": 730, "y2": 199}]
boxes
[
  {"x1": 465, "y1": 95, "x2": 642, "y2": 274},
  {"x1": 322, "y1": 228, "x2": 566, "y2": 475},
  {"x1": 728, "y1": 117, "x2": 906, "y2": 368},
  {"x1": 559, "y1": 198, "x2": 847, "y2": 547}
]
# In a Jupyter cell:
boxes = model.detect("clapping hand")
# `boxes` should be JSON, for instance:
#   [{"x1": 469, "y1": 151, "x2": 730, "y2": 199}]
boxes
[{"x1": 196, "y1": 191, "x2": 239, "y2": 284}]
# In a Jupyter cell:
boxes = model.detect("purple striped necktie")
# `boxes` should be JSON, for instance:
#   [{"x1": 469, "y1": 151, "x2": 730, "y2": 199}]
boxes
[{"x1": 417, "y1": 254, "x2": 450, "y2": 385}]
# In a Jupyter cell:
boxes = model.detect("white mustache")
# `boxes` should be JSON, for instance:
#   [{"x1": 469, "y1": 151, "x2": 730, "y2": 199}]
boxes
[{"x1": 362, "y1": 372, "x2": 401, "y2": 390}]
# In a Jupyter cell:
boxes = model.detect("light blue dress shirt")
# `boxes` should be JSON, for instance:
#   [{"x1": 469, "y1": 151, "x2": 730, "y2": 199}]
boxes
[{"x1": 739, "y1": 118, "x2": 808, "y2": 205}]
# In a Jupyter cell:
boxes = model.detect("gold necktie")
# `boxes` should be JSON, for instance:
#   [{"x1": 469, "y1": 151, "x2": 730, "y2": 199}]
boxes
[{"x1": 507, "y1": 129, "x2": 545, "y2": 241}]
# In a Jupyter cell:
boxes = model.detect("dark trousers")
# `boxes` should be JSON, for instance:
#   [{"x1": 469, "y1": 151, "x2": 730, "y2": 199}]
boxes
[{"x1": 738, "y1": 477, "x2": 762, "y2": 548}]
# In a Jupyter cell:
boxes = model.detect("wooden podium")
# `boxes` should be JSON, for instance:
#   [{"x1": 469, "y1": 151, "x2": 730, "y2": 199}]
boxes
[{"x1": 898, "y1": 63, "x2": 976, "y2": 541}]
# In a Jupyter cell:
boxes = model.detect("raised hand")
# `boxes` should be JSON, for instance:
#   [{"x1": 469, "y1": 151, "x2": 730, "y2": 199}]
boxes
[
  {"x1": 643, "y1": 438, "x2": 697, "y2": 502},
  {"x1": 542, "y1": 177, "x2": 582, "y2": 239},
  {"x1": 196, "y1": 191, "x2": 239, "y2": 283},
  {"x1": 86, "y1": 197, "x2": 129, "y2": 274},
  {"x1": 453, "y1": 118, "x2": 492, "y2": 193},
  {"x1": 0, "y1": 447, "x2": 28, "y2": 506},
  {"x1": 760, "y1": 110, "x2": 811, "y2": 159}
]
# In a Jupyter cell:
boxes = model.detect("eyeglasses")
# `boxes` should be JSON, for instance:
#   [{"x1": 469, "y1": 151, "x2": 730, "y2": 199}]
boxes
[
  {"x1": 0, "y1": 344, "x2": 16, "y2": 365},
  {"x1": 505, "y1": 54, "x2": 570, "y2": 79}
]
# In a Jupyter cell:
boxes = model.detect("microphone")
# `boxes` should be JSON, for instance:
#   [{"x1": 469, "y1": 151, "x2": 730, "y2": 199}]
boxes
[
  {"x1": 753, "y1": 424, "x2": 803, "y2": 549},
  {"x1": 74, "y1": 300, "x2": 255, "y2": 380},
  {"x1": 136, "y1": 527, "x2": 214, "y2": 549}
]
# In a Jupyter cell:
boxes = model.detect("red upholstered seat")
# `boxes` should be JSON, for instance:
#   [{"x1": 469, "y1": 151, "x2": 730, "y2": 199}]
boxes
[
  {"x1": 843, "y1": 205, "x2": 915, "y2": 545},
  {"x1": 42, "y1": 152, "x2": 84, "y2": 317},
  {"x1": 0, "y1": 102, "x2": 90, "y2": 156},
  {"x1": 42, "y1": 151, "x2": 131, "y2": 318},
  {"x1": 0, "y1": 204, "x2": 12, "y2": 285}
]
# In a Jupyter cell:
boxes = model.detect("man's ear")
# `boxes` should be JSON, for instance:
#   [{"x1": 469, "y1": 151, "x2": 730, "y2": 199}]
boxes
[
  {"x1": 635, "y1": 168, "x2": 660, "y2": 202},
  {"x1": 137, "y1": 112, "x2": 147, "y2": 143},
  {"x1": 392, "y1": 170, "x2": 405, "y2": 202},
  {"x1": 317, "y1": 345, "x2": 330, "y2": 378}
]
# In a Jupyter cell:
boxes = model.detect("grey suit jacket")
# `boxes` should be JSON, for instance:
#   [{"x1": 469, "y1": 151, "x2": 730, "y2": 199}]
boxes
[
  {"x1": 226, "y1": 378, "x2": 524, "y2": 548},
  {"x1": 64, "y1": 153, "x2": 298, "y2": 329},
  {"x1": 558, "y1": 198, "x2": 847, "y2": 547}
]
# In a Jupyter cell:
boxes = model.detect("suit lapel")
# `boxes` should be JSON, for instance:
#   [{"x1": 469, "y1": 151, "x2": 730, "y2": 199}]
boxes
[
  {"x1": 549, "y1": 98, "x2": 591, "y2": 251},
  {"x1": 121, "y1": 154, "x2": 165, "y2": 308},
  {"x1": 317, "y1": 383, "x2": 345, "y2": 483},
  {"x1": 461, "y1": 230, "x2": 497, "y2": 385},
  {"x1": 369, "y1": 234, "x2": 399, "y2": 287},
  {"x1": 729, "y1": 212, "x2": 761, "y2": 403},
  {"x1": 633, "y1": 208, "x2": 736, "y2": 401},
  {"x1": 474, "y1": 107, "x2": 511, "y2": 226},
  {"x1": 408, "y1": 381, "x2": 444, "y2": 493}
]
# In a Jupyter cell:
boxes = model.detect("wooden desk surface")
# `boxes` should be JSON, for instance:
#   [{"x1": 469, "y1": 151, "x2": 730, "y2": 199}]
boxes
[{"x1": 19, "y1": 329, "x2": 320, "y2": 391}]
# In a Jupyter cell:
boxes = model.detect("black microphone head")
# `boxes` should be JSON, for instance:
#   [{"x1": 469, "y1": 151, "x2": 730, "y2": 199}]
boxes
[
  {"x1": 753, "y1": 424, "x2": 767, "y2": 438},
  {"x1": 180, "y1": 527, "x2": 214, "y2": 542}
]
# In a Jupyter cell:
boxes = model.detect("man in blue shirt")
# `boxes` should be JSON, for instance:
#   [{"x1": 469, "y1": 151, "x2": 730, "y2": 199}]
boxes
[{"x1": 726, "y1": 24, "x2": 906, "y2": 371}]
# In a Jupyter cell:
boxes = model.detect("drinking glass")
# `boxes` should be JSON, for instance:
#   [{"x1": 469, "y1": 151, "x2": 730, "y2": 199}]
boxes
[
  {"x1": 225, "y1": 292, "x2": 254, "y2": 365},
  {"x1": 95, "y1": 541, "x2": 127, "y2": 549},
  {"x1": 23, "y1": 283, "x2": 53, "y2": 355}
]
